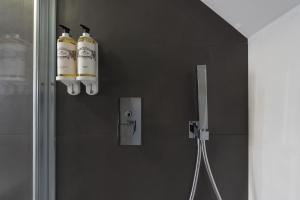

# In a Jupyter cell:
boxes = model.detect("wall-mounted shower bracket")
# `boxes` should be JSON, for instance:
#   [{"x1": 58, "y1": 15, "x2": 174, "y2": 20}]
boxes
[
  {"x1": 56, "y1": 76, "x2": 81, "y2": 95},
  {"x1": 189, "y1": 121, "x2": 209, "y2": 140},
  {"x1": 189, "y1": 121, "x2": 199, "y2": 139}
]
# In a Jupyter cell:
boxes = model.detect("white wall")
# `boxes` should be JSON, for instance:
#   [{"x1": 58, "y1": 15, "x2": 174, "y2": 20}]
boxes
[
  {"x1": 249, "y1": 4, "x2": 300, "y2": 200},
  {"x1": 201, "y1": 0, "x2": 300, "y2": 37}
]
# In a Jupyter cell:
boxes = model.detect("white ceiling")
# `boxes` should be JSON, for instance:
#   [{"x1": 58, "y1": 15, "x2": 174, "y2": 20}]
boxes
[{"x1": 201, "y1": 0, "x2": 300, "y2": 37}]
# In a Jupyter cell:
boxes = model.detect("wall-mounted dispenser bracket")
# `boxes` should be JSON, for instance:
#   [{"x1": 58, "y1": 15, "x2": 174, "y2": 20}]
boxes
[
  {"x1": 56, "y1": 76, "x2": 80, "y2": 95},
  {"x1": 77, "y1": 76, "x2": 98, "y2": 95},
  {"x1": 76, "y1": 43, "x2": 99, "y2": 95}
]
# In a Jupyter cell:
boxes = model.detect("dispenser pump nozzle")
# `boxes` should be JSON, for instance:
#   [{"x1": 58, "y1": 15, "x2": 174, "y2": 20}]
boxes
[
  {"x1": 80, "y1": 24, "x2": 90, "y2": 33},
  {"x1": 59, "y1": 24, "x2": 70, "y2": 33}
]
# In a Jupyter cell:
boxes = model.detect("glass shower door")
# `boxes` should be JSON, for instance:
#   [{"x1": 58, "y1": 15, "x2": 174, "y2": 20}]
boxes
[
  {"x1": 0, "y1": 0, "x2": 56, "y2": 199},
  {"x1": 0, "y1": 0, "x2": 34, "y2": 199}
]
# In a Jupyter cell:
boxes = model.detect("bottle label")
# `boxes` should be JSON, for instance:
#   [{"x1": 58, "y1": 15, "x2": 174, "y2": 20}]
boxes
[
  {"x1": 77, "y1": 41, "x2": 97, "y2": 77},
  {"x1": 57, "y1": 42, "x2": 77, "y2": 77}
]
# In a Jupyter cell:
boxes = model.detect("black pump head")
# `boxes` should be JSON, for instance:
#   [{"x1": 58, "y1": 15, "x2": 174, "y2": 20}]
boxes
[
  {"x1": 80, "y1": 24, "x2": 90, "y2": 33},
  {"x1": 59, "y1": 25, "x2": 70, "y2": 33}
]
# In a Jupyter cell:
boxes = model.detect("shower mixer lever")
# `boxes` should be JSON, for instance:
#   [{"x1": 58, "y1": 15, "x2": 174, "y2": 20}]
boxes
[{"x1": 120, "y1": 120, "x2": 136, "y2": 135}]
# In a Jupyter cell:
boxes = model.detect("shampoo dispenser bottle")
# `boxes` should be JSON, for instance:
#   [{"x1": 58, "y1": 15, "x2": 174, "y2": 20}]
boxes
[
  {"x1": 56, "y1": 25, "x2": 80, "y2": 95},
  {"x1": 76, "y1": 24, "x2": 98, "y2": 95}
]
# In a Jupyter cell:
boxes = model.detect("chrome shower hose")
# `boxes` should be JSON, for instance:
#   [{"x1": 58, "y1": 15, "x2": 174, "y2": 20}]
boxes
[{"x1": 189, "y1": 138, "x2": 222, "y2": 200}]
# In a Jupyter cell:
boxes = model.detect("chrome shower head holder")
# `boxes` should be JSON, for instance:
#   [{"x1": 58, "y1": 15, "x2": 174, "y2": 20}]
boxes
[{"x1": 188, "y1": 121, "x2": 209, "y2": 141}]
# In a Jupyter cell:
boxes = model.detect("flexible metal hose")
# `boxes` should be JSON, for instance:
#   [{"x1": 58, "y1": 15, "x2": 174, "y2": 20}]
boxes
[
  {"x1": 188, "y1": 138, "x2": 223, "y2": 200},
  {"x1": 201, "y1": 141, "x2": 222, "y2": 200},
  {"x1": 189, "y1": 138, "x2": 202, "y2": 200}
]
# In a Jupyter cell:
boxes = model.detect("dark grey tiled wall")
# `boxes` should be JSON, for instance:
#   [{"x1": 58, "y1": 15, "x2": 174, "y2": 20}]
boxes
[{"x1": 56, "y1": 0, "x2": 248, "y2": 199}]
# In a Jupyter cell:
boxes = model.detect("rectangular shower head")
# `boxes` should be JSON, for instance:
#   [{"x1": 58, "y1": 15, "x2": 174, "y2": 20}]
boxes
[{"x1": 197, "y1": 65, "x2": 208, "y2": 132}]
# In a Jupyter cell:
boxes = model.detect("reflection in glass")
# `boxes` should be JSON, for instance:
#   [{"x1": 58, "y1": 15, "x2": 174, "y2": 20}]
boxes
[{"x1": 0, "y1": 0, "x2": 33, "y2": 199}]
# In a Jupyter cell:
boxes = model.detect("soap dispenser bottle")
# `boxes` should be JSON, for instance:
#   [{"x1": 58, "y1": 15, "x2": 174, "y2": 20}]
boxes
[
  {"x1": 76, "y1": 24, "x2": 98, "y2": 95},
  {"x1": 57, "y1": 25, "x2": 77, "y2": 78},
  {"x1": 56, "y1": 25, "x2": 80, "y2": 95}
]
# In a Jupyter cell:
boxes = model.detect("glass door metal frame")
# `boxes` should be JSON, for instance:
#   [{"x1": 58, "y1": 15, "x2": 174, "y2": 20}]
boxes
[{"x1": 33, "y1": 0, "x2": 56, "y2": 199}]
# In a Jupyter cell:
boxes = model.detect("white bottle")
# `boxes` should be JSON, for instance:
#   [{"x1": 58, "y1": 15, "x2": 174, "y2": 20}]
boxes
[
  {"x1": 77, "y1": 24, "x2": 97, "y2": 78},
  {"x1": 57, "y1": 25, "x2": 77, "y2": 78}
]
